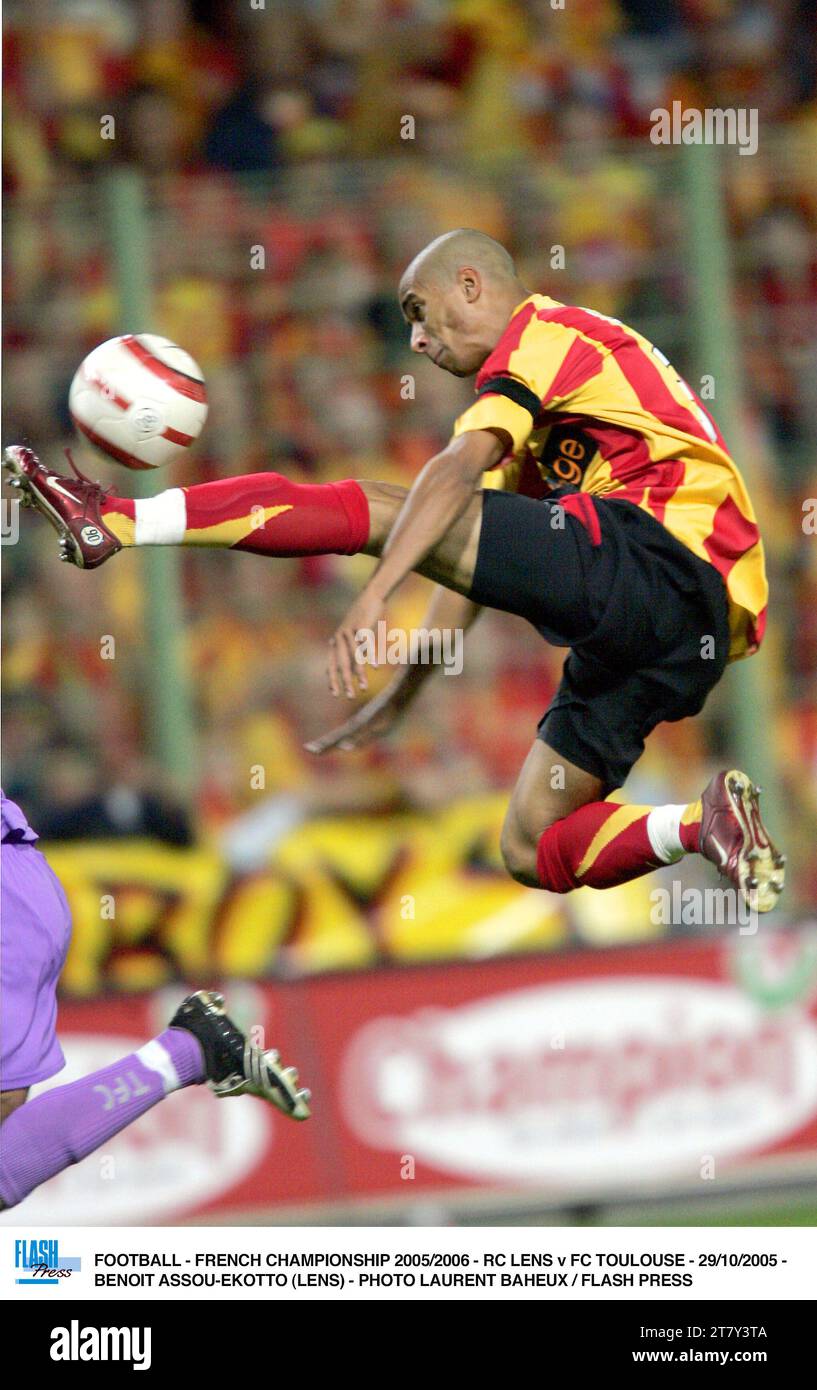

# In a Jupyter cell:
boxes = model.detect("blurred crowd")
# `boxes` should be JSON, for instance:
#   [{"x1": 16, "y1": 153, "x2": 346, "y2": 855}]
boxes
[{"x1": 2, "y1": 0, "x2": 816, "y2": 906}]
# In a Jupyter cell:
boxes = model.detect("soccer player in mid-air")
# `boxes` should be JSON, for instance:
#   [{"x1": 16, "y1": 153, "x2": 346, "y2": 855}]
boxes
[
  {"x1": 0, "y1": 790, "x2": 309, "y2": 1211},
  {"x1": 5, "y1": 229, "x2": 785, "y2": 911}
]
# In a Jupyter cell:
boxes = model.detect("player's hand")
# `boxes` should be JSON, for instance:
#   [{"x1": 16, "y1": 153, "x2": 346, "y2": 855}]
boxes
[
  {"x1": 305, "y1": 687, "x2": 403, "y2": 755},
  {"x1": 327, "y1": 587, "x2": 386, "y2": 699}
]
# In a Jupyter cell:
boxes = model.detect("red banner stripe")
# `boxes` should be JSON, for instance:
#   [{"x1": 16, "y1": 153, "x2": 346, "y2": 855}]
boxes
[{"x1": 121, "y1": 336, "x2": 207, "y2": 403}]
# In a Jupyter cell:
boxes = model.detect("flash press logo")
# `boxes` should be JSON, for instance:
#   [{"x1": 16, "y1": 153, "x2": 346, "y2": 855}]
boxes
[
  {"x1": 50, "y1": 1321, "x2": 152, "y2": 1371},
  {"x1": 15, "y1": 1237, "x2": 81, "y2": 1286}
]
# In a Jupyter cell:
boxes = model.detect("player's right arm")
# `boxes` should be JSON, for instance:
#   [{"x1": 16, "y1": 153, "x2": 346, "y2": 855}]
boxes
[{"x1": 306, "y1": 585, "x2": 482, "y2": 754}]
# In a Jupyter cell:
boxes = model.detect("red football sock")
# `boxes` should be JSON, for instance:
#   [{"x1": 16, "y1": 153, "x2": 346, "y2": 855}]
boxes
[
  {"x1": 679, "y1": 800, "x2": 702, "y2": 852},
  {"x1": 537, "y1": 802, "x2": 663, "y2": 893},
  {"x1": 101, "y1": 473, "x2": 370, "y2": 556}
]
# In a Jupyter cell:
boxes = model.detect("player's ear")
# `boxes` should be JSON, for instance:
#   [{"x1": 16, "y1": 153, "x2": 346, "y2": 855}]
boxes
[{"x1": 459, "y1": 266, "x2": 482, "y2": 303}]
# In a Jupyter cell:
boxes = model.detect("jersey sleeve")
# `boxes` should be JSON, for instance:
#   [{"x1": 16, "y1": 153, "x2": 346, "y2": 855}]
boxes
[
  {"x1": 454, "y1": 386, "x2": 539, "y2": 455},
  {"x1": 479, "y1": 454, "x2": 522, "y2": 492},
  {"x1": 479, "y1": 449, "x2": 555, "y2": 499},
  {"x1": 453, "y1": 314, "x2": 583, "y2": 454}
]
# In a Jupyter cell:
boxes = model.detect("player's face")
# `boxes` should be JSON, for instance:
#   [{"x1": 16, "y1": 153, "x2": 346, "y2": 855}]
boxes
[{"x1": 399, "y1": 279, "x2": 489, "y2": 377}]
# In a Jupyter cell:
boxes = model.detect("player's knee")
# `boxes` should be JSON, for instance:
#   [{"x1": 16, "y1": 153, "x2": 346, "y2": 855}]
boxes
[{"x1": 0, "y1": 1088, "x2": 28, "y2": 1125}]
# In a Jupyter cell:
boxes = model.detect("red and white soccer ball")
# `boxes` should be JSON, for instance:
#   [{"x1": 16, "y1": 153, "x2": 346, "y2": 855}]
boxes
[{"x1": 68, "y1": 334, "x2": 208, "y2": 470}]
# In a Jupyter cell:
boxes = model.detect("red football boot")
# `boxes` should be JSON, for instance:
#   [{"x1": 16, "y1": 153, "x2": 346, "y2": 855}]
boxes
[
  {"x1": 3, "y1": 445, "x2": 122, "y2": 570},
  {"x1": 699, "y1": 769, "x2": 785, "y2": 913}
]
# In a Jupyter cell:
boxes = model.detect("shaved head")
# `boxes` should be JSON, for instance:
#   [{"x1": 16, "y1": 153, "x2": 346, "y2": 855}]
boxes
[
  {"x1": 400, "y1": 229, "x2": 517, "y2": 298},
  {"x1": 398, "y1": 229, "x2": 528, "y2": 377}
]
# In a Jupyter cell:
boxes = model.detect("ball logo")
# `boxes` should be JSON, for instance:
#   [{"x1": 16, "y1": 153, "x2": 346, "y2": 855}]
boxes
[
  {"x1": 340, "y1": 979, "x2": 817, "y2": 1188},
  {"x1": 130, "y1": 404, "x2": 163, "y2": 437},
  {"x1": 80, "y1": 526, "x2": 104, "y2": 546}
]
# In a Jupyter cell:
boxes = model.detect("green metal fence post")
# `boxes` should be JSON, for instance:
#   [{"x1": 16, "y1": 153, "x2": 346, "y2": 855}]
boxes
[
  {"x1": 681, "y1": 141, "x2": 781, "y2": 834},
  {"x1": 102, "y1": 167, "x2": 196, "y2": 795}
]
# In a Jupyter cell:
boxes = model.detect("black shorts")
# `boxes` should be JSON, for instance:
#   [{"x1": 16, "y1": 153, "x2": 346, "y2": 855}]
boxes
[{"x1": 469, "y1": 489, "x2": 731, "y2": 795}]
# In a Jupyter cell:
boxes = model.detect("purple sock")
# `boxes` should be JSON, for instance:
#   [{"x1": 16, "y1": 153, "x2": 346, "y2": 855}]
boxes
[{"x1": 0, "y1": 1027, "x2": 204, "y2": 1209}]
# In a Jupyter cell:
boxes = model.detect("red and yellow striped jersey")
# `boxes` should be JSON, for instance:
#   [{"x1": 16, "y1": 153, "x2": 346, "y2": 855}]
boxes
[{"x1": 454, "y1": 294, "x2": 767, "y2": 660}]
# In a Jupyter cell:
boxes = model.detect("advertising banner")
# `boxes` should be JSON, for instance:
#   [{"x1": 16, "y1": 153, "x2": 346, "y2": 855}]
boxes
[{"x1": 11, "y1": 925, "x2": 817, "y2": 1224}]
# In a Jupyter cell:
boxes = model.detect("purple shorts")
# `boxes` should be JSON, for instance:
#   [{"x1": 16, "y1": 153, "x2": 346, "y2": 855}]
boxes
[{"x1": 1, "y1": 841, "x2": 72, "y2": 1090}]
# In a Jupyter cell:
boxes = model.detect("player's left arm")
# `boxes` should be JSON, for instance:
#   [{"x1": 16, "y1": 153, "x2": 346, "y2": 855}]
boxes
[
  {"x1": 327, "y1": 428, "x2": 504, "y2": 698},
  {"x1": 375, "y1": 428, "x2": 505, "y2": 596},
  {"x1": 364, "y1": 316, "x2": 577, "y2": 606}
]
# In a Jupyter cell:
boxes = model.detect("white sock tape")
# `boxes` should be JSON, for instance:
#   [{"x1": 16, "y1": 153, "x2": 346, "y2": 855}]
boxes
[
  {"x1": 136, "y1": 1039, "x2": 181, "y2": 1094},
  {"x1": 134, "y1": 488, "x2": 187, "y2": 545},
  {"x1": 646, "y1": 804, "x2": 686, "y2": 864}
]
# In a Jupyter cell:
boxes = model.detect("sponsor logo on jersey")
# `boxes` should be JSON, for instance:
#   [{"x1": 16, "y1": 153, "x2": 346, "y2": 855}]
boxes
[{"x1": 536, "y1": 425, "x2": 596, "y2": 488}]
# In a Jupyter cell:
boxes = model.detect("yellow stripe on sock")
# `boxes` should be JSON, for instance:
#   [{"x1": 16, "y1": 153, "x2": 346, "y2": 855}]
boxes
[
  {"x1": 682, "y1": 799, "x2": 702, "y2": 825},
  {"x1": 576, "y1": 804, "x2": 651, "y2": 880},
  {"x1": 185, "y1": 503, "x2": 294, "y2": 547},
  {"x1": 103, "y1": 509, "x2": 136, "y2": 546}
]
